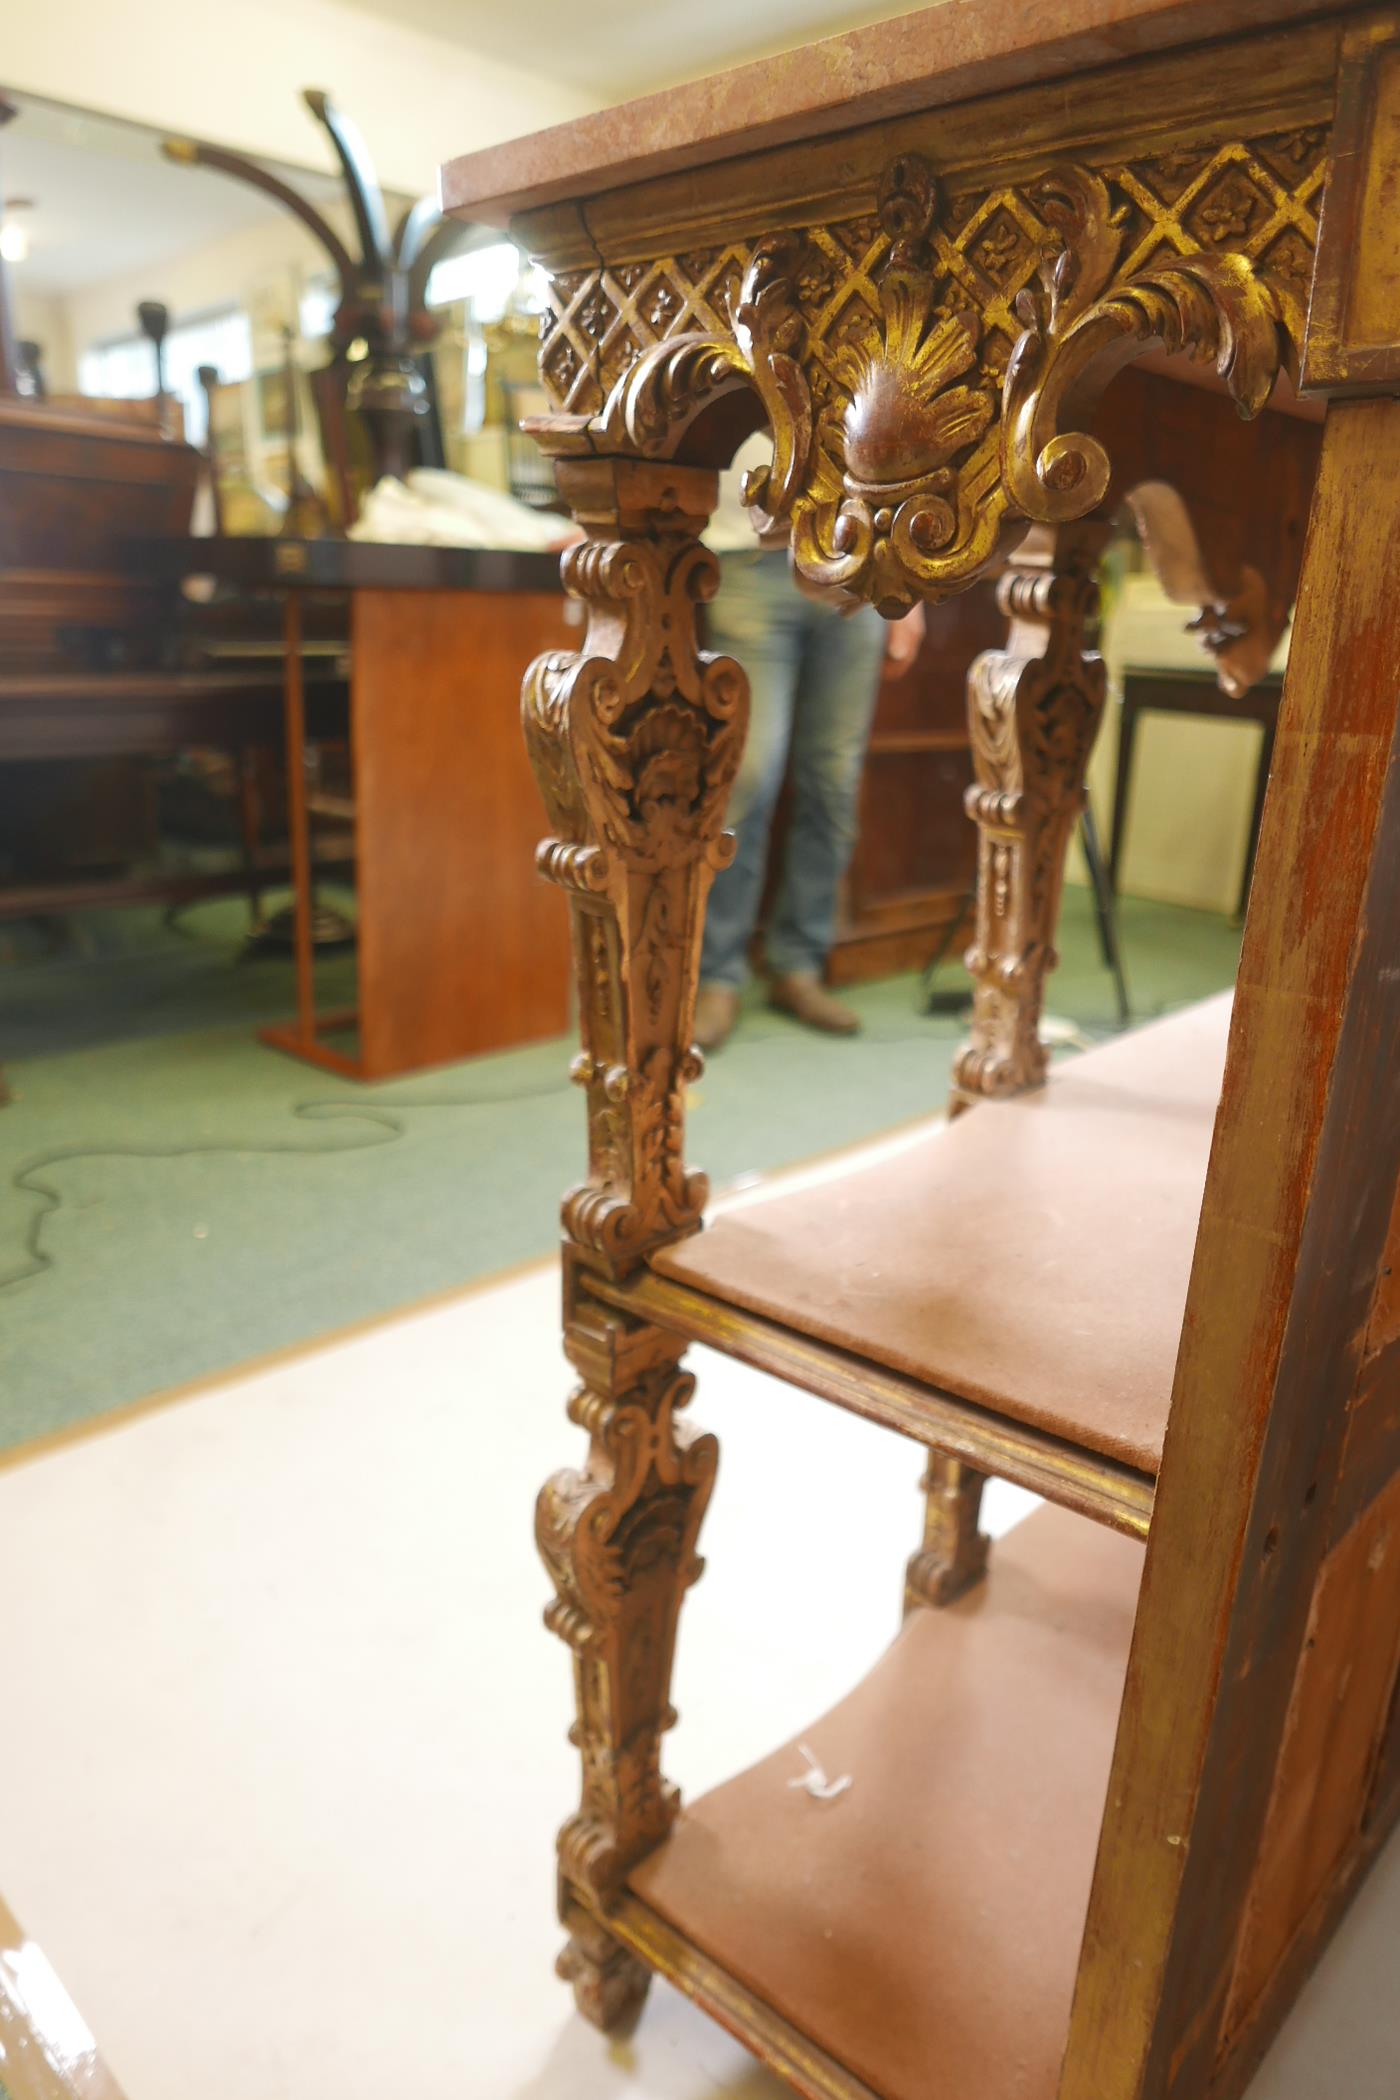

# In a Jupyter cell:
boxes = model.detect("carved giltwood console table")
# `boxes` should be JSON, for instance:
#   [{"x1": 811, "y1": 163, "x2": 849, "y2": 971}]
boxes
[{"x1": 443, "y1": 6, "x2": 1400, "y2": 2095}]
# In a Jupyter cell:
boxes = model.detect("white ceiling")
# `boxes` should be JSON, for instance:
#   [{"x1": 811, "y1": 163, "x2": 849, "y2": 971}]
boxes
[
  {"x1": 327, "y1": 0, "x2": 923, "y2": 99},
  {"x1": 0, "y1": 95, "x2": 374, "y2": 298}
]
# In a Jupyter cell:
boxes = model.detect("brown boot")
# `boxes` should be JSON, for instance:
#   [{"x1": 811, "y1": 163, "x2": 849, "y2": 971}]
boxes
[
  {"x1": 694, "y1": 983, "x2": 741, "y2": 1052},
  {"x1": 768, "y1": 971, "x2": 861, "y2": 1035}
]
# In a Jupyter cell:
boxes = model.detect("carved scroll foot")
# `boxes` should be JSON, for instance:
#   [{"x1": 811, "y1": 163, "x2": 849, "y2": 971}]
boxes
[
  {"x1": 952, "y1": 517, "x2": 1114, "y2": 1111},
  {"x1": 905, "y1": 1453, "x2": 990, "y2": 1612},
  {"x1": 557, "y1": 1916, "x2": 651, "y2": 2033}
]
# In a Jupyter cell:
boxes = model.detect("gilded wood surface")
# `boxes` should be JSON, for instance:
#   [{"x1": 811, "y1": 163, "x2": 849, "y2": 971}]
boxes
[
  {"x1": 533, "y1": 127, "x2": 1326, "y2": 614},
  {"x1": 516, "y1": 22, "x2": 1400, "y2": 2091}
]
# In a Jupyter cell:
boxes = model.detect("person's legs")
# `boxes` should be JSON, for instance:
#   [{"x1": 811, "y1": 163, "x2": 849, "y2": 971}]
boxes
[
  {"x1": 699, "y1": 553, "x2": 801, "y2": 992},
  {"x1": 765, "y1": 600, "x2": 885, "y2": 992}
]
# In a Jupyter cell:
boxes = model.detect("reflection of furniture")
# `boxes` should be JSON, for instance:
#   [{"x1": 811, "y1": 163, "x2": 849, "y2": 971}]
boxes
[
  {"x1": 147, "y1": 537, "x2": 575, "y2": 1079},
  {"x1": 0, "y1": 392, "x2": 197, "y2": 668},
  {"x1": 0, "y1": 391, "x2": 345, "y2": 922},
  {"x1": 0, "y1": 665, "x2": 344, "y2": 918},
  {"x1": 835, "y1": 360, "x2": 1318, "y2": 989},
  {"x1": 164, "y1": 90, "x2": 469, "y2": 524},
  {"x1": 1111, "y1": 665, "x2": 1284, "y2": 920},
  {"x1": 829, "y1": 584, "x2": 992, "y2": 984},
  {"x1": 448, "y1": 9, "x2": 1400, "y2": 2100}
]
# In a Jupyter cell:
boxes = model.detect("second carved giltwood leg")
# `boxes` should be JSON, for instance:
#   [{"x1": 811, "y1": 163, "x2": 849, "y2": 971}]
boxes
[
  {"x1": 913, "y1": 520, "x2": 1112, "y2": 1604},
  {"x1": 952, "y1": 517, "x2": 1115, "y2": 1111},
  {"x1": 905, "y1": 1453, "x2": 990, "y2": 1612},
  {"x1": 540, "y1": 1279, "x2": 716, "y2": 2026},
  {"x1": 523, "y1": 456, "x2": 747, "y2": 2027}
]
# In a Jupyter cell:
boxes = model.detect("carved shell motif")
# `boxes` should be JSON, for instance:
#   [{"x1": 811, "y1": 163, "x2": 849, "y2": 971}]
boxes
[{"x1": 791, "y1": 154, "x2": 1000, "y2": 612}]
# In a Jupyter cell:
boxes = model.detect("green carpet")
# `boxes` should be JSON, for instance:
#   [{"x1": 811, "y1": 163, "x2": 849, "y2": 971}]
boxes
[{"x1": 0, "y1": 887, "x2": 1241, "y2": 1452}]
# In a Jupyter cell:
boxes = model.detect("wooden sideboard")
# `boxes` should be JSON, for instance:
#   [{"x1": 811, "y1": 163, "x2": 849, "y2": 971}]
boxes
[
  {"x1": 443, "y1": 7, "x2": 1400, "y2": 2098},
  {"x1": 144, "y1": 538, "x2": 575, "y2": 1079}
]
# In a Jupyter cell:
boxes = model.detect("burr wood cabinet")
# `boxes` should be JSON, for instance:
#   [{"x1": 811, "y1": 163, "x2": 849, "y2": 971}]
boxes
[{"x1": 442, "y1": 5, "x2": 1400, "y2": 2095}]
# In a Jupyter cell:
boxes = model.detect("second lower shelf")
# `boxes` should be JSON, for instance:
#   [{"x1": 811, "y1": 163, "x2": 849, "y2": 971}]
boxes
[
  {"x1": 623, "y1": 1502, "x2": 1145, "y2": 2100},
  {"x1": 651, "y1": 994, "x2": 1232, "y2": 1485}
]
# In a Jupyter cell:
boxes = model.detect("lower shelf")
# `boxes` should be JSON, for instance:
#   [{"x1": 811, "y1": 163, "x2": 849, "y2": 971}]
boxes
[{"x1": 627, "y1": 1504, "x2": 1145, "y2": 2100}]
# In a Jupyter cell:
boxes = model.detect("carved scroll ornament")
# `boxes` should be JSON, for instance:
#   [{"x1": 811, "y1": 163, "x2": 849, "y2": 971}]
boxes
[{"x1": 537, "y1": 139, "x2": 1316, "y2": 615}]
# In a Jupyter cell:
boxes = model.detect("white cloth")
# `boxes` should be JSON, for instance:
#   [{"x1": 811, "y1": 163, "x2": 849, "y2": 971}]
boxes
[{"x1": 348, "y1": 469, "x2": 569, "y2": 550}]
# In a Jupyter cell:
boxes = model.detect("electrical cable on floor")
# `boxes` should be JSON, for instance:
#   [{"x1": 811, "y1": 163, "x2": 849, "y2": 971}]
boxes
[
  {"x1": 0, "y1": 993, "x2": 1119, "y2": 1298},
  {"x1": 0, "y1": 1077, "x2": 571, "y2": 1296}
]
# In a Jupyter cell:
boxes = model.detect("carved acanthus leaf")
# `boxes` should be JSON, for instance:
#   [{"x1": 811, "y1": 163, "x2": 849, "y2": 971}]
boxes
[
  {"x1": 591, "y1": 232, "x2": 814, "y2": 534},
  {"x1": 1003, "y1": 165, "x2": 1284, "y2": 523}
]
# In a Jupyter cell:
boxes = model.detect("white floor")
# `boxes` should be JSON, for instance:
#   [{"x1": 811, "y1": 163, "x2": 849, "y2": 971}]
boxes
[{"x1": 0, "y1": 1219, "x2": 1396, "y2": 2097}]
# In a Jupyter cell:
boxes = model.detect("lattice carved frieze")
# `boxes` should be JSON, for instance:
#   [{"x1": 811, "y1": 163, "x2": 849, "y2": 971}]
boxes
[{"x1": 534, "y1": 125, "x2": 1327, "y2": 611}]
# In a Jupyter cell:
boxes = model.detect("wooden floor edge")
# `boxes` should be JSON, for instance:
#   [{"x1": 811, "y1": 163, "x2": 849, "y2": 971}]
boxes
[
  {"x1": 570, "y1": 1892, "x2": 881, "y2": 2100},
  {"x1": 0, "y1": 1891, "x2": 127, "y2": 2100}
]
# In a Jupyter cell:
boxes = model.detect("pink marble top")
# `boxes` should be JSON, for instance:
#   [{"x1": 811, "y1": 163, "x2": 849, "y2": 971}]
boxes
[{"x1": 440, "y1": 0, "x2": 1346, "y2": 226}]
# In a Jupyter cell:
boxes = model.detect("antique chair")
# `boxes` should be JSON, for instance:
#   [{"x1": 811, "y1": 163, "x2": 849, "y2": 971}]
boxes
[{"x1": 443, "y1": 7, "x2": 1400, "y2": 2096}]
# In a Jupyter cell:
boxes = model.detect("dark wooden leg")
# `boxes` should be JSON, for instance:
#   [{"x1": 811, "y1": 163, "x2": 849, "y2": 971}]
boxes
[
  {"x1": 236, "y1": 745, "x2": 263, "y2": 930},
  {"x1": 905, "y1": 1452, "x2": 990, "y2": 1612},
  {"x1": 556, "y1": 1905, "x2": 650, "y2": 2034},
  {"x1": 953, "y1": 516, "x2": 1115, "y2": 1109},
  {"x1": 1109, "y1": 688, "x2": 1141, "y2": 896},
  {"x1": 1081, "y1": 792, "x2": 1130, "y2": 1026},
  {"x1": 281, "y1": 594, "x2": 316, "y2": 1046},
  {"x1": 1236, "y1": 712, "x2": 1277, "y2": 922},
  {"x1": 523, "y1": 456, "x2": 748, "y2": 2022}
]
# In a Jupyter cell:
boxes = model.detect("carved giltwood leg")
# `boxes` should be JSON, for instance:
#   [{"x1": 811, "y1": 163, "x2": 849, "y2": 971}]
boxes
[
  {"x1": 523, "y1": 455, "x2": 747, "y2": 2027},
  {"x1": 541, "y1": 1279, "x2": 717, "y2": 2026},
  {"x1": 952, "y1": 517, "x2": 1115, "y2": 1111},
  {"x1": 905, "y1": 1452, "x2": 990, "y2": 1612}
]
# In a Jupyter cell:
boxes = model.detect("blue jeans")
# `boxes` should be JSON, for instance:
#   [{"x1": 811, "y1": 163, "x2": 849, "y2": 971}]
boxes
[{"x1": 702, "y1": 552, "x2": 886, "y2": 987}]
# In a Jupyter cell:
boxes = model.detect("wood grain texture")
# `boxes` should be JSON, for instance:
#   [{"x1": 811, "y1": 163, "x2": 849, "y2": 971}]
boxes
[
  {"x1": 1061, "y1": 392, "x2": 1400, "y2": 2100},
  {"x1": 350, "y1": 588, "x2": 573, "y2": 1076},
  {"x1": 1220, "y1": 1469, "x2": 1400, "y2": 2048},
  {"x1": 1301, "y1": 15, "x2": 1400, "y2": 392}
]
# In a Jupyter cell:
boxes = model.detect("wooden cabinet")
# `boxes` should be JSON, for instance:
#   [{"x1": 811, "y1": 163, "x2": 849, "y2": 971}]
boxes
[{"x1": 829, "y1": 583, "x2": 1000, "y2": 985}]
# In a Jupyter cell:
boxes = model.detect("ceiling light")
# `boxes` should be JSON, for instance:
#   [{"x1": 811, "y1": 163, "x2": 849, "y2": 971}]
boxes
[{"x1": 0, "y1": 222, "x2": 28, "y2": 264}]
